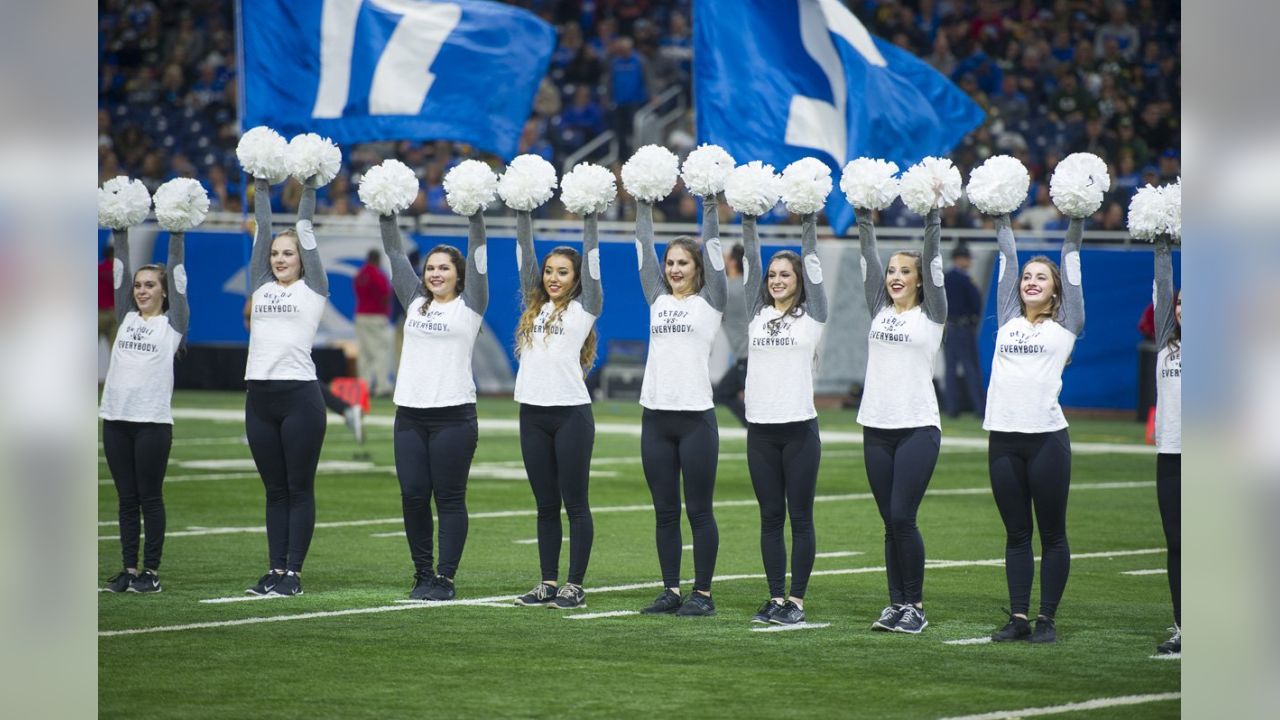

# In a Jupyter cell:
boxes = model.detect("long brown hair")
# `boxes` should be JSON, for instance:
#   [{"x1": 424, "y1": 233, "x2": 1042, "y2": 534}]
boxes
[
  {"x1": 661, "y1": 236, "x2": 704, "y2": 295},
  {"x1": 1019, "y1": 255, "x2": 1063, "y2": 324},
  {"x1": 418, "y1": 244, "x2": 466, "y2": 314},
  {"x1": 761, "y1": 251, "x2": 807, "y2": 335},
  {"x1": 888, "y1": 250, "x2": 924, "y2": 307},
  {"x1": 515, "y1": 246, "x2": 598, "y2": 374},
  {"x1": 1167, "y1": 289, "x2": 1181, "y2": 354}
]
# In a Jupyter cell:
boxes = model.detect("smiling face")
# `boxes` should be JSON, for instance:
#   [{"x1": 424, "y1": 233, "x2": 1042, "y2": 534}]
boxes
[
  {"x1": 1020, "y1": 260, "x2": 1057, "y2": 312},
  {"x1": 133, "y1": 268, "x2": 165, "y2": 317},
  {"x1": 767, "y1": 257, "x2": 799, "y2": 307},
  {"x1": 423, "y1": 251, "x2": 459, "y2": 301},
  {"x1": 665, "y1": 245, "x2": 698, "y2": 298},
  {"x1": 271, "y1": 233, "x2": 302, "y2": 285},
  {"x1": 886, "y1": 253, "x2": 922, "y2": 309},
  {"x1": 543, "y1": 253, "x2": 578, "y2": 303}
]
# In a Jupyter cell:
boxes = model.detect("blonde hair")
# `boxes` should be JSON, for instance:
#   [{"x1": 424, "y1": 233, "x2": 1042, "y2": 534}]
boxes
[
  {"x1": 515, "y1": 247, "x2": 597, "y2": 374},
  {"x1": 273, "y1": 229, "x2": 304, "y2": 279}
]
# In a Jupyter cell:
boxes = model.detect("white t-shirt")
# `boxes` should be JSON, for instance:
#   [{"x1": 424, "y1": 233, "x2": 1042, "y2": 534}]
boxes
[
  {"x1": 983, "y1": 317, "x2": 1078, "y2": 433},
  {"x1": 640, "y1": 294, "x2": 723, "y2": 411},
  {"x1": 858, "y1": 305, "x2": 944, "y2": 430},
  {"x1": 99, "y1": 311, "x2": 184, "y2": 424},
  {"x1": 513, "y1": 300, "x2": 597, "y2": 406},
  {"x1": 1155, "y1": 343, "x2": 1181, "y2": 454},
  {"x1": 244, "y1": 281, "x2": 327, "y2": 381},
  {"x1": 394, "y1": 295, "x2": 484, "y2": 408},
  {"x1": 745, "y1": 306, "x2": 825, "y2": 424}
]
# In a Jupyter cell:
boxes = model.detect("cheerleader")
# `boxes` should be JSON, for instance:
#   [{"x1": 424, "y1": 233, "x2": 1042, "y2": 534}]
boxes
[
  {"x1": 1152, "y1": 234, "x2": 1180, "y2": 654},
  {"x1": 634, "y1": 195, "x2": 727, "y2": 617},
  {"x1": 855, "y1": 207, "x2": 946, "y2": 634},
  {"x1": 985, "y1": 215, "x2": 1085, "y2": 643}
]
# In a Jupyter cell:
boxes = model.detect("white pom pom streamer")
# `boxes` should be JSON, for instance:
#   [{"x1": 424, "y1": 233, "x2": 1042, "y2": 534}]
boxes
[
  {"x1": 622, "y1": 144, "x2": 680, "y2": 202},
  {"x1": 967, "y1": 155, "x2": 1031, "y2": 215},
  {"x1": 560, "y1": 162, "x2": 617, "y2": 216},
  {"x1": 498, "y1": 154, "x2": 558, "y2": 211},
  {"x1": 724, "y1": 161, "x2": 782, "y2": 217},
  {"x1": 1049, "y1": 152, "x2": 1111, "y2": 218},
  {"x1": 358, "y1": 159, "x2": 419, "y2": 216},
  {"x1": 443, "y1": 160, "x2": 499, "y2": 216},
  {"x1": 1127, "y1": 185, "x2": 1167, "y2": 240},
  {"x1": 839, "y1": 158, "x2": 899, "y2": 211},
  {"x1": 236, "y1": 126, "x2": 290, "y2": 184},
  {"x1": 153, "y1": 178, "x2": 210, "y2": 231},
  {"x1": 1164, "y1": 178, "x2": 1181, "y2": 240},
  {"x1": 780, "y1": 157, "x2": 833, "y2": 215},
  {"x1": 680, "y1": 144, "x2": 735, "y2": 196},
  {"x1": 98, "y1": 176, "x2": 152, "y2": 229},
  {"x1": 898, "y1": 157, "x2": 962, "y2": 215},
  {"x1": 286, "y1": 133, "x2": 342, "y2": 187}
]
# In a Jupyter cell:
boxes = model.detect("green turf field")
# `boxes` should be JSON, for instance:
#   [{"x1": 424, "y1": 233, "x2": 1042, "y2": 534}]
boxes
[{"x1": 98, "y1": 391, "x2": 1179, "y2": 719}]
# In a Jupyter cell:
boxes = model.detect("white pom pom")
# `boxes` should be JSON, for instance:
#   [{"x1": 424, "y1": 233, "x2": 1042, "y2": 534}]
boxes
[
  {"x1": 560, "y1": 162, "x2": 617, "y2": 216},
  {"x1": 286, "y1": 133, "x2": 342, "y2": 187},
  {"x1": 780, "y1": 157, "x2": 833, "y2": 215},
  {"x1": 236, "y1": 126, "x2": 290, "y2": 184},
  {"x1": 1127, "y1": 184, "x2": 1167, "y2": 240},
  {"x1": 680, "y1": 144, "x2": 735, "y2": 196},
  {"x1": 1164, "y1": 177, "x2": 1181, "y2": 240},
  {"x1": 1050, "y1": 152, "x2": 1111, "y2": 218},
  {"x1": 724, "y1": 161, "x2": 782, "y2": 217},
  {"x1": 153, "y1": 178, "x2": 210, "y2": 231},
  {"x1": 97, "y1": 176, "x2": 152, "y2": 229},
  {"x1": 839, "y1": 158, "x2": 899, "y2": 210},
  {"x1": 967, "y1": 155, "x2": 1031, "y2": 215},
  {"x1": 899, "y1": 157, "x2": 963, "y2": 215},
  {"x1": 621, "y1": 144, "x2": 680, "y2": 202},
  {"x1": 358, "y1": 159, "x2": 419, "y2": 216},
  {"x1": 443, "y1": 160, "x2": 499, "y2": 216},
  {"x1": 498, "y1": 154, "x2": 558, "y2": 211}
]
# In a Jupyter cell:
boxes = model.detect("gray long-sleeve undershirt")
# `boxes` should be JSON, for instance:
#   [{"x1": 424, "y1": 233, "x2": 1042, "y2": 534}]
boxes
[
  {"x1": 1154, "y1": 236, "x2": 1176, "y2": 348},
  {"x1": 111, "y1": 227, "x2": 188, "y2": 335},
  {"x1": 857, "y1": 210, "x2": 947, "y2": 323},
  {"x1": 249, "y1": 177, "x2": 328, "y2": 296},
  {"x1": 381, "y1": 212, "x2": 489, "y2": 314},
  {"x1": 517, "y1": 209, "x2": 601, "y2": 316},
  {"x1": 635, "y1": 196, "x2": 727, "y2": 311},
  {"x1": 994, "y1": 214, "x2": 1085, "y2": 334}
]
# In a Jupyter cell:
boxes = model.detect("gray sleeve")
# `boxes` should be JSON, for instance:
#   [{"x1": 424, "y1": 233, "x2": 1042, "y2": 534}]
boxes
[
  {"x1": 1153, "y1": 236, "x2": 1176, "y2": 348},
  {"x1": 112, "y1": 228, "x2": 132, "y2": 325},
  {"x1": 856, "y1": 216, "x2": 887, "y2": 317},
  {"x1": 296, "y1": 179, "x2": 329, "y2": 297},
  {"x1": 994, "y1": 214, "x2": 1021, "y2": 325},
  {"x1": 462, "y1": 212, "x2": 489, "y2": 315},
  {"x1": 165, "y1": 231, "x2": 189, "y2": 336},
  {"x1": 1059, "y1": 217, "x2": 1085, "y2": 336},
  {"x1": 921, "y1": 209, "x2": 948, "y2": 325},
  {"x1": 799, "y1": 212, "x2": 828, "y2": 323},
  {"x1": 698, "y1": 194, "x2": 728, "y2": 312},
  {"x1": 636, "y1": 200, "x2": 664, "y2": 305},
  {"x1": 742, "y1": 215, "x2": 765, "y2": 320},
  {"x1": 380, "y1": 213, "x2": 422, "y2": 309},
  {"x1": 249, "y1": 178, "x2": 274, "y2": 290},
  {"x1": 579, "y1": 214, "x2": 603, "y2": 316},
  {"x1": 515, "y1": 210, "x2": 540, "y2": 298}
]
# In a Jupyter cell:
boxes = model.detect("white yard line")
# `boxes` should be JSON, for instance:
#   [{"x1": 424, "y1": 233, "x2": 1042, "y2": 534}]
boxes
[
  {"x1": 751, "y1": 623, "x2": 831, "y2": 633},
  {"x1": 565, "y1": 610, "x2": 641, "y2": 621},
  {"x1": 815, "y1": 551, "x2": 864, "y2": 559},
  {"x1": 1122, "y1": 569, "x2": 1168, "y2": 575},
  {"x1": 936, "y1": 692, "x2": 1180, "y2": 720},
  {"x1": 1149, "y1": 653, "x2": 1180, "y2": 661},
  {"x1": 943, "y1": 637, "x2": 992, "y2": 646}
]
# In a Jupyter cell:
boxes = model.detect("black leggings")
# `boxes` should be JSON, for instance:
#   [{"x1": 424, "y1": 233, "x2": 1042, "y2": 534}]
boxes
[
  {"x1": 245, "y1": 380, "x2": 327, "y2": 573},
  {"x1": 102, "y1": 420, "x2": 172, "y2": 571},
  {"x1": 519, "y1": 403, "x2": 595, "y2": 586},
  {"x1": 641, "y1": 408, "x2": 720, "y2": 592},
  {"x1": 1157, "y1": 453, "x2": 1181, "y2": 626},
  {"x1": 747, "y1": 419, "x2": 821, "y2": 599},
  {"x1": 864, "y1": 425, "x2": 940, "y2": 606},
  {"x1": 712, "y1": 358, "x2": 748, "y2": 427},
  {"x1": 989, "y1": 429, "x2": 1071, "y2": 618},
  {"x1": 394, "y1": 404, "x2": 478, "y2": 578}
]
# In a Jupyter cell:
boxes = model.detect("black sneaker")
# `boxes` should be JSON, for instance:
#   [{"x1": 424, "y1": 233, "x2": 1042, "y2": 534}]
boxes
[
  {"x1": 128, "y1": 569, "x2": 161, "y2": 594},
  {"x1": 991, "y1": 614, "x2": 1031, "y2": 642},
  {"x1": 1156, "y1": 626, "x2": 1181, "y2": 655},
  {"x1": 246, "y1": 571, "x2": 283, "y2": 596},
  {"x1": 770, "y1": 600, "x2": 806, "y2": 625},
  {"x1": 675, "y1": 593, "x2": 716, "y2": 617},
  {"x1": 424, "y1": 576, "x2": 456, "y2": 601},
  {"x1": 751, "y1": 599, "x2": 784, "y2": 624},
  {"x1": 409, "y1": 572, "x2": 435, "y2": 601},
  {"x1": 1029, "y1": 615, "x2": 1056, "y2": 644},
  {"x1": 550, "y1": 584, "x2": 586, "y2": 609},
  {"x1": 871, "y1": 604, "x2": 905, "y2": 631},
  {"x1": 269, "y1": 572, "x2": 303, "y2": 597},
  {"x1": 104, "y1": 570, "x2": 136, "y2": 593},
  {"x1": 641, "y1": 589, "x2": 682, "y2": 614},
  {"x1": 892, "y1": 605, "x2": 928, "y2": 634},
  {"x1": 514, "y1": 582, "x2": 557, "y2": 607}
]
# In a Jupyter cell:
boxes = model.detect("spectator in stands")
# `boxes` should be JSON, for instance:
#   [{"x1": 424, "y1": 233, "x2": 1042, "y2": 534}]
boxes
[
  {"x1": 605, "y1": 37, "x2": 650, "y2": 157},
  {"x1": 560, "y1": 85, "x2": 606, "y2": 150},
  {"x1": 354, "y1": 250, "x2": 394, "y2": 397},
  {"x1": 1095, "y1": 2, "x2": 1141, "y2": 61},
  {"x1": 1016, "y1": 186, "x2": 1060, "y2": 233},
  {"x1": 1048, "y1": 71, "x2": 1094, "y2": 122}
]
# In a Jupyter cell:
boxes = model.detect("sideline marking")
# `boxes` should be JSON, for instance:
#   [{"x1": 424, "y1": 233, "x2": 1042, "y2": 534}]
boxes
[
  {"x1": 200, "y1": 595, "x2": 285, "y2": 605},
  {"x1": 751, "y1": 622, "x2": 831, "y2": 633},
  {"x1": 565, "y1": 611, "x2": 640, "y2": 621},
  {"x1": 944, "y1": 637, "x2": 992, "y2": 646},
  {"x1": 936, "y1": 692, "x2": 1180, "y2": 720},
  {"x1": 1149, "y1": 653, "x2": 1180, "y2": 661},
  {"x1": 1122, "y1": 569, "x2": 1168, "y2": 575},
  {"x1": 816, "y1": 551, "x2": 864, "y2": 559}
]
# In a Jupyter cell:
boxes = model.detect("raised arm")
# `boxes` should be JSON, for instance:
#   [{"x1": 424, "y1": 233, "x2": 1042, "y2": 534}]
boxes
[
  {"x1": 799, "y1": 212, "x2": 828, "y2": 323},
  {"x1": 379, "y1": 213, "x2": 422, "y2": 309},
  {"x1": 461, "y1": 212, "x2": 490, "y2": 315},
  {"x1": 856, "y1": 214, "x2": 887, "y2": 317},
  {"x1": 742, "y1": 215, "x2": 765, "y2": 320},
  {"x1": 698, "y1": 194, "x2": 728, "y2": 312},
  {"x1": 1059, "y1": 217, "x2": 1085, "y2": 336},
  {"x1": 296, "y1": 178, "x2": 329, "y2": 297},
  {"x1": 165, "y1": 231, "x2": 189, "y2": 336},
  {"x1": 249, "y1": 178, "x2": 274, "y2": 290},
  {"x1": 635, "y1": 200, "x2": 664, "y2": 305},
  {"x1": 579, "y1": 214, "x2": 603, "y2": 316},
  {"x1": 515, "y1": 210, "x2": 540, "y2": 298},
  {"x1": 1153, "y1": 236, "x2": 1176, "y2": 348},
  {"x1": 921, "y1": 209, "x2": 948, "y2": 324},
  {"x1": 994, "y1": 214, "x2": 1021, "y2": 326},
  {"x1": 112, "y1": 228, "x2": 132, "y2": 325}
]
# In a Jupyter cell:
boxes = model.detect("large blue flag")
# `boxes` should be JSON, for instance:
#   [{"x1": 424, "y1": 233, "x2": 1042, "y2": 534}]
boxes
[
  {"x1": 695, "y1": 0, "x2": 984, "y2": 234},
  {"x1": 239, "y1": 0, "x2": 555, "y2": 159}
]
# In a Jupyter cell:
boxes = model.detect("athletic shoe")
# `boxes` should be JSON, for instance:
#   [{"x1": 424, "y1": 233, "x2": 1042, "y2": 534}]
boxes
[
  {"x1": 991, "y1": 614, "x2": 1031, "y2": 642},
  {"x1": 104, "y1": 570, "x2": 136, "y2": 593},
  {"x1": 1029, "y1": 615, "x2": 1056, "y2": 644},
  {"x1": 871, "y1": 604, "x2": 905, "y2": 631},
  {"x1": 409, "y1": 572, "x2": 435, "y2": 601},
  {"x1": 549, "y1": 584, "x2": 586, "y2": 609},
  {"x1": 269, "y1": 572, "x2": 303, "y2": 597},
  {"x1": 424, "y1": 576, "x2": 456, "y2": 602},
  {"x1": 246, "y1": 571, "x2": 282, "y2": 596},
  {"x1": 344, "y1": 405, "x2": 364, "y2": 445},
  {"x1": 128, "y1": 569, "x2": 161, "y2": 594},
  {"x1": 675, "y1": 593, "x2": 716, "y2": 617},
  {"x1": 751, "y1": 599, "x2": 784, "y2": 624},
  {"x1": 770, "y1": 600, "x2": 806, "y2": 626},
  {"x1": 1157, "y1": 626, "x2": 1181, "y2": 655},
  {"x1": 892, "y1": 605, "x2": 928, "y2": 634},
  {"x1": 514, "y1": 582, "x2": 558, "y2": 607},
  {"x1": 641, "y1": 589, "x2": 682, "y2": 614}
]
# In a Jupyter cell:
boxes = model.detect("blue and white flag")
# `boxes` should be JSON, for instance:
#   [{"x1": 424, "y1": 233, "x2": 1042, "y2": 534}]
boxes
[
  {"x1": 695, "y1": 0, "x2": 984, "y2": 234},
  {"x1": 239, "y1": 0, "x2": 555, "y2": 159}
]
